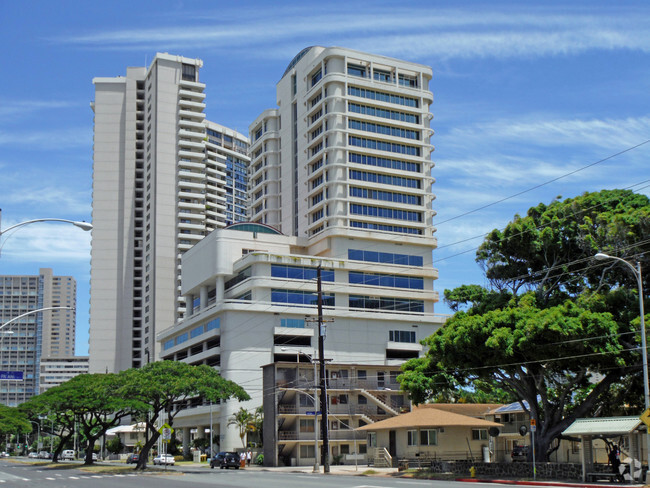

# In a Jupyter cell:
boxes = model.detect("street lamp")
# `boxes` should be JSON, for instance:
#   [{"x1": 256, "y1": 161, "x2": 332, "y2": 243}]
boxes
[
  {"x1": 282, "y1": 347, "x2": 319, "y2": 472},
  {"x1": 28, "y1": 420, "x2": 40, "y2": 453},
  {"x1": 594, "y1": 252, "x2": 649, "y2": 476},
  {"x1": 0, "y1": 307, "x2": 73, "y2": 406},
  {"x1": 0, "y1": 215, "x2": 92, "y2": 256}
]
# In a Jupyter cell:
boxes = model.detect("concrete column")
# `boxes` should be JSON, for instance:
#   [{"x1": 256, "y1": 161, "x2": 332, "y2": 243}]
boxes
[
  {"x1": 183, "y1": 427, "x2": 191, "y2": 458},
  {"x1": 185, "y1": 294, "x2": 194, "y2": 316},
  {"x1": 200, "y1": 286, "x2": 208, "y2": 310},
  {"x1": 215, "y1": 277, "x2": 224, "y2": 303}
]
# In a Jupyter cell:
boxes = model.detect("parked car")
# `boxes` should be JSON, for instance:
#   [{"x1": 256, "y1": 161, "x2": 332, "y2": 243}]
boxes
[
  {"x1": 38, "y1": 451, "x2": 52, "y2": 459},
  {"x1": 220, "y1": 451, "x2": 240, "y2": 469},
  {"x1": 153, "y1": 453, "x2": 175, "y2": 465},
  {"x1": 61, "y1": 450, "x2": 75, "y2": 460},
  {"x1": 126, "y1": 453, "x2": 140, "y2": 464},
  {"x1": 511, "y1": 445, "x2": 529, "y2": 462},
  {"x1": 210, "y1": 451, "x2": 227, "y2": 469},
  {"x1": 28, "y1": 452, "x2": 38, "y2": 459}
]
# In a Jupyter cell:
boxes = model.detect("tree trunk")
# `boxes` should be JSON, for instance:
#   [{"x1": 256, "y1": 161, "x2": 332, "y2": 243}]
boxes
[
  {"x1": 135, "y1": 428, "x2": 160, "y2": 470},
  {"x1": 51, "y1": 431, "x2": 73, "y2": 463}
]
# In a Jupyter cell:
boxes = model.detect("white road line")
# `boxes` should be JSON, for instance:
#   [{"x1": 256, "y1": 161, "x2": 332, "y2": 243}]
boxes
[
  {"x1": 69, "y1": 476, "x2": 79, "y2": 479},
  {"x1": 46, "y1": 477, "x2": 56, "y2": 480}
]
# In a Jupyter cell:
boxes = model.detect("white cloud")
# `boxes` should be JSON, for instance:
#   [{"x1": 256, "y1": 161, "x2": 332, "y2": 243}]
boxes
[
  {"x1": 53, "y1": 7, "x2": 650, "y2": 60},
  {"x1": 444, "y1": 116, "x2": 650, "y2": 151},
  {"x1": 0, "y1": 100, "x2": 80, "y2": 118},
  {"x1": 2, "y1": 186, "x2": 91, "y2": 215},
  {"x1": 0, "y1": 127, "x2": 92, "y2": 149},
  {"x1": 0, "y1": 224, "x2": 91, "y2": 263}
]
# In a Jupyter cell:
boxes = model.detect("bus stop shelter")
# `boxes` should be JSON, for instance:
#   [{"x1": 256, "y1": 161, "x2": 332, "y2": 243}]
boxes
[{"x1": 562, "y1": 417, "x2": 646, "y2": 483}]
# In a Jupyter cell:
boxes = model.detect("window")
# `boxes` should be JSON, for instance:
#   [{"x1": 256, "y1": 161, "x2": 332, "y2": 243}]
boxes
[
  {"x1": 389, "y1": 330, "x2": 416, "y2": 343},
  {"x1": 420, "y1": 429, "x2": 437, "y2": 446},
  {"x1": 311, "y1": 68, "x2": 322, "y2": 87},
  {"x1": 300, "y1": 445, "x2": 315, "y2": 458},
  {"x1": 347, "y1": 64, "x2": 366, "y2": 78},
  {"x1": 182, "y1": 63, "x2": 196, "y2": 82},
  {"x1": 367, "y1": 432, "x2": 377, "y2": 448},
  {"x1": 300, "y1": 418, "x2": 314, "y2": 432},
  {"x1": 472, "y1": 429, "x2": 488, "y2": 441},
  {"x1": 407, "y1": 430, "x2": 418, "y2": 446}
]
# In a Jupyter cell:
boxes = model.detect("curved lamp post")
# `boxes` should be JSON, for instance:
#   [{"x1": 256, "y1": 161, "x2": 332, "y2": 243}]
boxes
[
  {"x1": 0, "y1": 217, "x2": 92, "y2": 256},
  {"x1": 0, "y1": 307, "x2": 73, "y2": 332},
  {"x1": 594, "y1": 252, "x2": 648, "y2": 477},
  {"x1": 0, "y1": 218, "x2": 93, "y2": 236},
  {"x1": 1, "y1": 307, "x2": 73, "y2": 406}
]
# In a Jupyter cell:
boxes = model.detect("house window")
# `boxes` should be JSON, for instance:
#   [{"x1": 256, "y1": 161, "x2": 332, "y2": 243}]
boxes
[
  {"x1": 407, "y1": 430, "x2": 418, "y2": 446},
  {"x1": 300, "y1": 419, "x2": 314, "y2": 433},
  {"x1": 300, "y1": 445, "x2": 315, "y2": 458},
  {"x1": 367, "y1": 432, "x2": 377, "y2": 448},
  {"x1": 472, "y1": 429, "x2": 488, "y2": 441},
  {"x1": 420, "y1": 429, "x2": 437, "y2": 446}
]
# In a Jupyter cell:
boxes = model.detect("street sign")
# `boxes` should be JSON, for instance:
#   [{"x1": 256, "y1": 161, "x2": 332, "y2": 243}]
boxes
[
  {"x1": 0, "y1": 371, "x2": 23, "y2": 380},
  {"x1": 530, "y1": 419, "x2": 536, "y2": 426},
  {"x1": 640, "y1": 408, "x2": 650, "y2": 428},
  {"x1": 158, "y1": 423, "x2": 174, "y2": 440},
  {"x1": 305, "y1": 411, "x2": 321, "y2": 415}
]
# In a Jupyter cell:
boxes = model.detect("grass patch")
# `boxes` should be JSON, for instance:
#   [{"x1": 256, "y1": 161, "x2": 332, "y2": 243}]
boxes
[{"x1": 361, "y1": 469, "x2": 380, "y2": 475}]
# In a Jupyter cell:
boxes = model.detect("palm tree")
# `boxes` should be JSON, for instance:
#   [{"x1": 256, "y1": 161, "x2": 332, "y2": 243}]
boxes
[{"x1": 227, "y1": 408, "x2": 255, "y2": 448}]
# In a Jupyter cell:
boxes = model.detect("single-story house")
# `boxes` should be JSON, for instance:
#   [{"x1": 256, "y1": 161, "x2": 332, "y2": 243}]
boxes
[
  {"x1": 357, "y1": 405, "x2": 503, "y2": 466},
  {"x1": 105, "y1": 422, "x2": 147, "y2": 452}
]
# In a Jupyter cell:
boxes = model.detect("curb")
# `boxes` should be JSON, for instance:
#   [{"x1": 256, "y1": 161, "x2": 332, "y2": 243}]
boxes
[{"x1": 456, "y1": 478, "x2": 644, "y2": 488}]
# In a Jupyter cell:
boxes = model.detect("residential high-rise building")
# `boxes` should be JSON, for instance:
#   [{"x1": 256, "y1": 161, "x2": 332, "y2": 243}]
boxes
[
  {"x1": 90, "y1": 54, "x2": 249, "y2": 373},
  {"x1": 156, "y1": 47, "x2": 443, "y2": 465},
  {"x1": 39, "y1": 356, "x2": 89, "y2": 393},
  {"x1": 0, "y1": 268, "x2": 76, "y2": 406},
  {"x1": 248, "y1": 46, "x2": 435, "y2": 239}
]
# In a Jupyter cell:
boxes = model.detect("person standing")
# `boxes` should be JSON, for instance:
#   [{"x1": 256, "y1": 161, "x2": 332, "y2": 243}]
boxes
[{"x1": 246, "y1": 449, "x2": 252, "y2": 467}]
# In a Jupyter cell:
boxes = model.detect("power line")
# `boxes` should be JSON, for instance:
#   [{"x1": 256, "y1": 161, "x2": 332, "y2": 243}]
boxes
[{"x1": 434, "y1": 138, "x2": 650, "y2": 226}]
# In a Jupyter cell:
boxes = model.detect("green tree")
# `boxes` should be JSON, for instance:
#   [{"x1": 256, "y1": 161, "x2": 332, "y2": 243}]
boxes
[
  {"x1": 120, "y1": 361, "x2": 249, "y2": 470},
  {"x1": 106, "y1": 436, "x2": 124, "y2": 455},
  {"x1": 21, "y1": 373, "x2": 137, "y2": 464},
  {"x1": 0, "y1": 405, "x2": 31, "y2": 441},
  {"x1": 227, "y1": 407, "x2": 256, "y2": 448},
  {"x1": 400, "y1": 190, "x2": 650, "y2": 462}
]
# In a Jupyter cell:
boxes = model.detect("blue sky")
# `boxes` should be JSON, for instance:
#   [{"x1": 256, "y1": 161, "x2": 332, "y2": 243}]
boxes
[{"x1": 1, "y1": 1, "x2": 649, "y2": 356}]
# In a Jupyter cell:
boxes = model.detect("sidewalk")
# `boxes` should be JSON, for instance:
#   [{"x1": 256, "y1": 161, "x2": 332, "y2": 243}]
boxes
[{"x1": 178, "y1": 461, "x2": 648, "y2": 486}]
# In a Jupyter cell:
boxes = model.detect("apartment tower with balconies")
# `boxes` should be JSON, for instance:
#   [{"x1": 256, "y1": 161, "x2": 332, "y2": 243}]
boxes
[{"x1": 90, "y1": 54, "x2": 249, "y2": 373}]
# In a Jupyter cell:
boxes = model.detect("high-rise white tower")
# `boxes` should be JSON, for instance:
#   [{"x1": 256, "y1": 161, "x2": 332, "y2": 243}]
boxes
[
  {"x1": 90, "y1": 54, "x2": 249, "y2": 373},
  {"x1": 249, "y1": 46, "x2": 435, "y2": 239}
]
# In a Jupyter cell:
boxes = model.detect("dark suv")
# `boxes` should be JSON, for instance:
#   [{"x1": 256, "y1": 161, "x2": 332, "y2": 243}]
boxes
[
  {"x1": 126, "y1": 453, "x2": 139, "y2": 464},
  {"x1": 210, "y1": 452, "x2": 226, "y2": 469},
  {"x1": 511, "y1": 445, "x2": 529, "y2": 462},
  {"x1": 220, "y1": 452, "x2": 241, "y2": 469}
]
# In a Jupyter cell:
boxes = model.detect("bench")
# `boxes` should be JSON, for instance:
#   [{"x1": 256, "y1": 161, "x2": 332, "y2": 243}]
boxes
[{"x1": 586, "y1": 472, "x2": 620, "y2": 482}]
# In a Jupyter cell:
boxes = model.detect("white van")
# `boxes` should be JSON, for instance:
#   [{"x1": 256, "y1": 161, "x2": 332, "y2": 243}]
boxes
[{"x1": 62, "y1": 450, "x2": 75, "y2": 460}]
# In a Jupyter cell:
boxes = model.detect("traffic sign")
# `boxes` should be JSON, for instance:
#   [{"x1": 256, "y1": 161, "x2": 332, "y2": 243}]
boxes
[
  {"x1": 530, "y1": 419, "x2": 536, "y2": 426},
  {"x1": 0, "y1": 371, "x2": 23, "y2": 380},
  {"x1": 306, "y1": 411, "x2": 321, "y2": 415},
  {"x1": 640, "y1": 408, "x2": 650, "y2": 428},
  {"x1": 158, "y1": 423, "x2": 174, "y2": 440}
]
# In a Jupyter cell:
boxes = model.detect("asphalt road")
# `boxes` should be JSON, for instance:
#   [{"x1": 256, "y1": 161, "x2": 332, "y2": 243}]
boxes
[{"x1": 0, "y1": 459, "x2": 538, "y2": 488}]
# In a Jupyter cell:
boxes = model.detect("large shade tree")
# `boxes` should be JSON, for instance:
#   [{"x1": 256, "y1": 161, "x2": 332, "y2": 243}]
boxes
[
  {"x1": 120, "y1": 361, "x2": 250, "y2": 470},
  {"x1": 21, "y1": 373, "x2": 137, "y2": 464},
  {"x1": 400, "y1": 189, "x2": 650, "y2": 462}
]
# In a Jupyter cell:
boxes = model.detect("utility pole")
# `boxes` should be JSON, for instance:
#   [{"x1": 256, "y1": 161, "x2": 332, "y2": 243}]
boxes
[{"x1": 317, "y1": 265, "x2": 329, "y2": 473}]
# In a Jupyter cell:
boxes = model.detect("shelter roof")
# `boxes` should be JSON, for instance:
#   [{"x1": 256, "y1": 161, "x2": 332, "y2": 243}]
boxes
[{"x1": 562, "y1": 417, "x2": 644, "y2": 437}]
